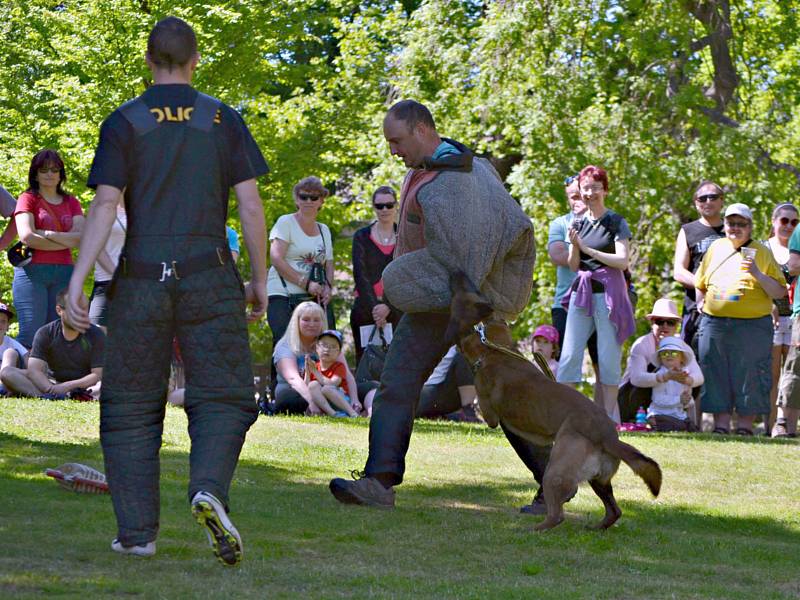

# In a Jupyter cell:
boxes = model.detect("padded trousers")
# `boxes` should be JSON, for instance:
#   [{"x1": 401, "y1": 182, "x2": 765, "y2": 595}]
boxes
[
  {"x1": 364, "y1": 312, "x2": 551, "y2": 489},
  {"x1": 101, "y1": 262, "x2": 257, "y2": 546}
]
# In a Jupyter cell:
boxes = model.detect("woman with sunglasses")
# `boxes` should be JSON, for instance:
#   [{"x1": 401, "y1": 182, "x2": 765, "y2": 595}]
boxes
[
  {"x1": 267, "y1": 176, "x2": 335, "y2": 349},
  {"x1": 349, "y1": 186, "x2": 402, "y2": 365},
  {"x1": 618, "y1": 298, "x2": 703, "y2": 425},
  {"x1": 763, "y1": 202, "x2": 799, "y2": 432},
  {"x1": 695, "y1": 203, "x2": 786, "y2": 435},
  {"x1": 11, "y1": 150, "x2": 84, "y2": 348},
  {"x1": 558, "y1": 165, "x2": 635, "y2": 423}
]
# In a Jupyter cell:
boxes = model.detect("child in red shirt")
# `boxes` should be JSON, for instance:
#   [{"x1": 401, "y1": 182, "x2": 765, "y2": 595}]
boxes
[{"x1": 305, "y1": 330, "x2": 359, "y2": 417}]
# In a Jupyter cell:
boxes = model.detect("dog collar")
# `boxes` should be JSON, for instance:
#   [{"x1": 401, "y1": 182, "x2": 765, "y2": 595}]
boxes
[{"x1": 471, "y1": 321, "x2": 556, "y2": 380}]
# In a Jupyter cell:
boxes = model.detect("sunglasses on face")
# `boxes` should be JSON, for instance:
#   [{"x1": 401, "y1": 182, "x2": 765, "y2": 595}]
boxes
[
  {"x1": 298, "y1": 193, "x2": 321, "y2": 202},
  {"x1": 659, "y1": 350, "x2": 683, "y2": 359},
  {"x1": 37, "y1": 167, "x2": 60, "y2": 174},
  {"x1": 726, "y1": 220, "x2": 750, "y2": 229},
  {"x1": 373, "y1": 202, "x2": 396, "y2": 210},
  {"x1": 696, "y1": 194, "x2": 720, "y2": 203},
  {"x1": 778, "y1": 217, "x2": 800, "y2": 227},
  {"x1": 653, "y1": 319, "x2": 678, "y2": 327}
]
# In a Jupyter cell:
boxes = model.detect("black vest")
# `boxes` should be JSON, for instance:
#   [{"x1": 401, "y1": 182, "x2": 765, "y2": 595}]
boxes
[
  {"x1": 118, "y1": 91, "x2": 226, "y2": 261},
  {"x1": 681, "y1": 220, "x2": 724, "y2": 310}
]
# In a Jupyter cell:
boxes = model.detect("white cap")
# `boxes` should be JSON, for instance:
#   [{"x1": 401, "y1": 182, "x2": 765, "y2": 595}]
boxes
[{"x1": 724, "y1": 203, "x2": 753, "y2": 222}]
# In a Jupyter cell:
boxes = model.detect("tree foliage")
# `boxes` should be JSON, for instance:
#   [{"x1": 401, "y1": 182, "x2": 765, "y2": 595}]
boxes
[{"x1": 1, "y1": 0, "x2": 799, "y2": 360}]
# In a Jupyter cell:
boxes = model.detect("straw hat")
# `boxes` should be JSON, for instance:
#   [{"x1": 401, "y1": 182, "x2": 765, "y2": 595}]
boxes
[{"x1": 645, "y1": 298, "x2": 680, "y2": 321}]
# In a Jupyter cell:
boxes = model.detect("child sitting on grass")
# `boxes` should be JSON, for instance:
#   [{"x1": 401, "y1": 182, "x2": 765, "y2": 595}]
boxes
[
  {"x1": 305, "y1": 330, "x2": 360, "y2": 417},
  {"x1": 531, "y1": 324, "x2": 559, "y2": 378},
  {"x1": 647, "y1": 336, "x2": 702, "y2": 431}
]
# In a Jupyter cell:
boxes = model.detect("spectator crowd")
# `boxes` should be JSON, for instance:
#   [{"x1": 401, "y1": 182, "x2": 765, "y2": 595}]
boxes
[{"x1": 2, "y1": 149, "x2": 799, "y2": 437}]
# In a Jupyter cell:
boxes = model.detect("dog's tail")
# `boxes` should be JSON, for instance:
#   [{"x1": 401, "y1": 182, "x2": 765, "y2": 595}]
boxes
[{"x1": 603, "y1": 438, "x2": 662, "y2": 497}]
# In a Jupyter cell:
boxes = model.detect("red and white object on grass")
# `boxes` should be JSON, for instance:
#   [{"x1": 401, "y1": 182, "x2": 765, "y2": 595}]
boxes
[{"x1": 45, "y1": 463, "x2": 109, "y2": 494}]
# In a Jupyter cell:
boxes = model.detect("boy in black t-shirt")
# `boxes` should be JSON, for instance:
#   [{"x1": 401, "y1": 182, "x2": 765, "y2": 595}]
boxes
[{"x1": 0, "y1": 289, "x2": 103, "y2": 399}]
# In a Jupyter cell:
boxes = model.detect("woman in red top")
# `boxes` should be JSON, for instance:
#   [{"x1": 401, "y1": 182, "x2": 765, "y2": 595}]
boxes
[{"x1": 12, "y1": 150, "x2": 84, "y2": 347}]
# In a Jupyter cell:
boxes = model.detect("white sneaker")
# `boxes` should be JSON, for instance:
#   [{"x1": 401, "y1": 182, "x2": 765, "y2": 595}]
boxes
[
  {"x1": 111, "y1": 538, "x2": 156, "y2": 557},
  {"x1": 191, "y1": 491, "x2": 243, "y2": 566}
]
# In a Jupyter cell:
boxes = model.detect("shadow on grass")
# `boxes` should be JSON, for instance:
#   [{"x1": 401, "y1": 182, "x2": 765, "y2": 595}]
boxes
[{"x1": 1, "y1": 429, "x2": 798, "y2": 598}]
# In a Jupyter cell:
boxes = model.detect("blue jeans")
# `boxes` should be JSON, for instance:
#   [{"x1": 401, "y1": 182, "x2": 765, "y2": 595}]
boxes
[
  {"x1": 697, "y1": 314, "x2": 772, "y2": 415},
  {"x1": 557, "y1": 292, "x2": 622, "y2": 385},
  {"x1": 12, "y1": 263, "x2": 73, "y2": 348}
]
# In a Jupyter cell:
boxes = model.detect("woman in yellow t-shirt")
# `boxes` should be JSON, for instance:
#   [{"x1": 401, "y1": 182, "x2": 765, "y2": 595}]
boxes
[{"x1": 694, "y1": 203, "x2": 787, "y2": 435}]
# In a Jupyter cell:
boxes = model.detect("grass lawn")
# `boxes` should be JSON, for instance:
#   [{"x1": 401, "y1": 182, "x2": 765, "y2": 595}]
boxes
[{"x1": 1, "y1": 397, "x2": 798, "y2": 599}]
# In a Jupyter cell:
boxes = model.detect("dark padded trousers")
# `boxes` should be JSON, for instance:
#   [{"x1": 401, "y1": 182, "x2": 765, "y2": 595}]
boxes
[
  {"x1": 101, "y1": 261, "x2": 257, "y2": 546},
  {"x1": 364, "y1": 312, "x2": 551, "y2": 489}
]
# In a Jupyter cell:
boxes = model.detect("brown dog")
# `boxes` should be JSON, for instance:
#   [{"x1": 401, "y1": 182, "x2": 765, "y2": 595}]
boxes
[{"x1": 444, "y1": 272, "x2": 662, "y2": 530}]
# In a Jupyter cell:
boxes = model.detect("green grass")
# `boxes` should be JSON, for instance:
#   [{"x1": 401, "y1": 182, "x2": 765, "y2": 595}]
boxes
[{"x1": 1, "y1": 398, "x2": 799, "y2": 599}]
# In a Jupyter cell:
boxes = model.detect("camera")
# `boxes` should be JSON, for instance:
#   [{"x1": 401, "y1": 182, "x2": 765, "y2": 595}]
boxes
[{"x1": 309, "y1": 262, "x2": 327, "y2": 286}]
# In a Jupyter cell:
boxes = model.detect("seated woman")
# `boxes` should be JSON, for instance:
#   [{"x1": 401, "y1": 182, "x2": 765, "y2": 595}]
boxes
[
  {"x1": 619, "y1": 298, "x2": 703, "y2": 423},
  {"x1": 272, "y1": 301, "x2": 375, "y2": 415},
  {"x1": 415, "y1": 346, "x2": 480, "y2": 422}
]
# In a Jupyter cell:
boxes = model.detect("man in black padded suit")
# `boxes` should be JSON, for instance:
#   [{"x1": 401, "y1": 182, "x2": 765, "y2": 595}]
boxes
[{"x1": 66, "y1": 16, "x2": 268, "y2": 566}]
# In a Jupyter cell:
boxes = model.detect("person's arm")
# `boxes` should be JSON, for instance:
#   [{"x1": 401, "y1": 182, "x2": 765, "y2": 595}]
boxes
[
  {"x1": 51, "y1": 367, "x2": 101, "y2": 395},
  {"x1": 751, "y1": 269, "x2": 788, "y2": 299},
  {"x1": 235, "y1": 179, "x2": 267, "y2": 322},
  {"x1": 336, "y1": 356, "x2": 361, "y2": 412},
  {"x1": 15, "y1": 212, "x2": 70, "y2": 250},
  {"x1": 313, "y1": 365, "x2": 342, "y2": 387},
  {"x1": 321, "y1": 258, "x2": 334, "y2": 305},
  {"x1": 352, "y1": 231, "x2": 378, "y2": 307},
  {"x1": 25, "y1": 357, "x2": 55, "y2": 393},
  {"x1": 0, "y1": 184, "x2": 16, "y2": 218},
  {"x1": 566, "y1": 230, "x2": 581, "y2": 272},
  {"x1": 684, "y1": 357, "x2": 704, "y2": 387},
  {"x1": 747, "y1": 258, "x2": 788, "y2": 299},
  {"x1": 786, "y1": 252, "x2": 800, "y2": 277},
  {"x1": 44, "y1": 215, "x2": 84, "y2": 248},
  {"x1": 269, "y1": 235, "x2": 324, "y2": 299},
  {"x1": 65, "y1": 185, "x2": 120, "y2": 332},
  {"x1": 549, "y1": 241, "x2": 569, "y2": 267},
  {"x1": 673, "y1": 228, "x2": 695, "y2": 288},
  {"x1": 628, "y1": 342, "x2": 660, "y2": 388},
  {"x1": 276, "y1": 357, "x2": 313, "y2": 405},
  {"x1": 96, "y1": 249, "x2": 116, "y2": 276},
  {"x1": 0, "y1": 219, "x2": 17, "y2": 250},
  {"x1": 584, "y1": 238, "x2": 630, "y2": 271}
]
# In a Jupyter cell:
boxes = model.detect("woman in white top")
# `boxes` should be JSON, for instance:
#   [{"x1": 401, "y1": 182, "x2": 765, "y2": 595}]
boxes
[
  {"x1": 89, "y1": 196, "x2": 126, "y2": 330},
  {"x1": 764, "y1": 202, "x2": 798, "y2": 431},
  {"x1": 267, "y1": 176, "x2": 335, "y2": 348}
]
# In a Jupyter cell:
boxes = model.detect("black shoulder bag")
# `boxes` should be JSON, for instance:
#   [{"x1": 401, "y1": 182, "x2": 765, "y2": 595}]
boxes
[{"x1": 355, "y1": 325, "x2": 389, "y2": 383}]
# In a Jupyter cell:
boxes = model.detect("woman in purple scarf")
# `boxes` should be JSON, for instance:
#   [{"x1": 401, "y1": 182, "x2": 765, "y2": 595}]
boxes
[{"x1": 557, "y1": 165, "x2": 635, "y2": 423}]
